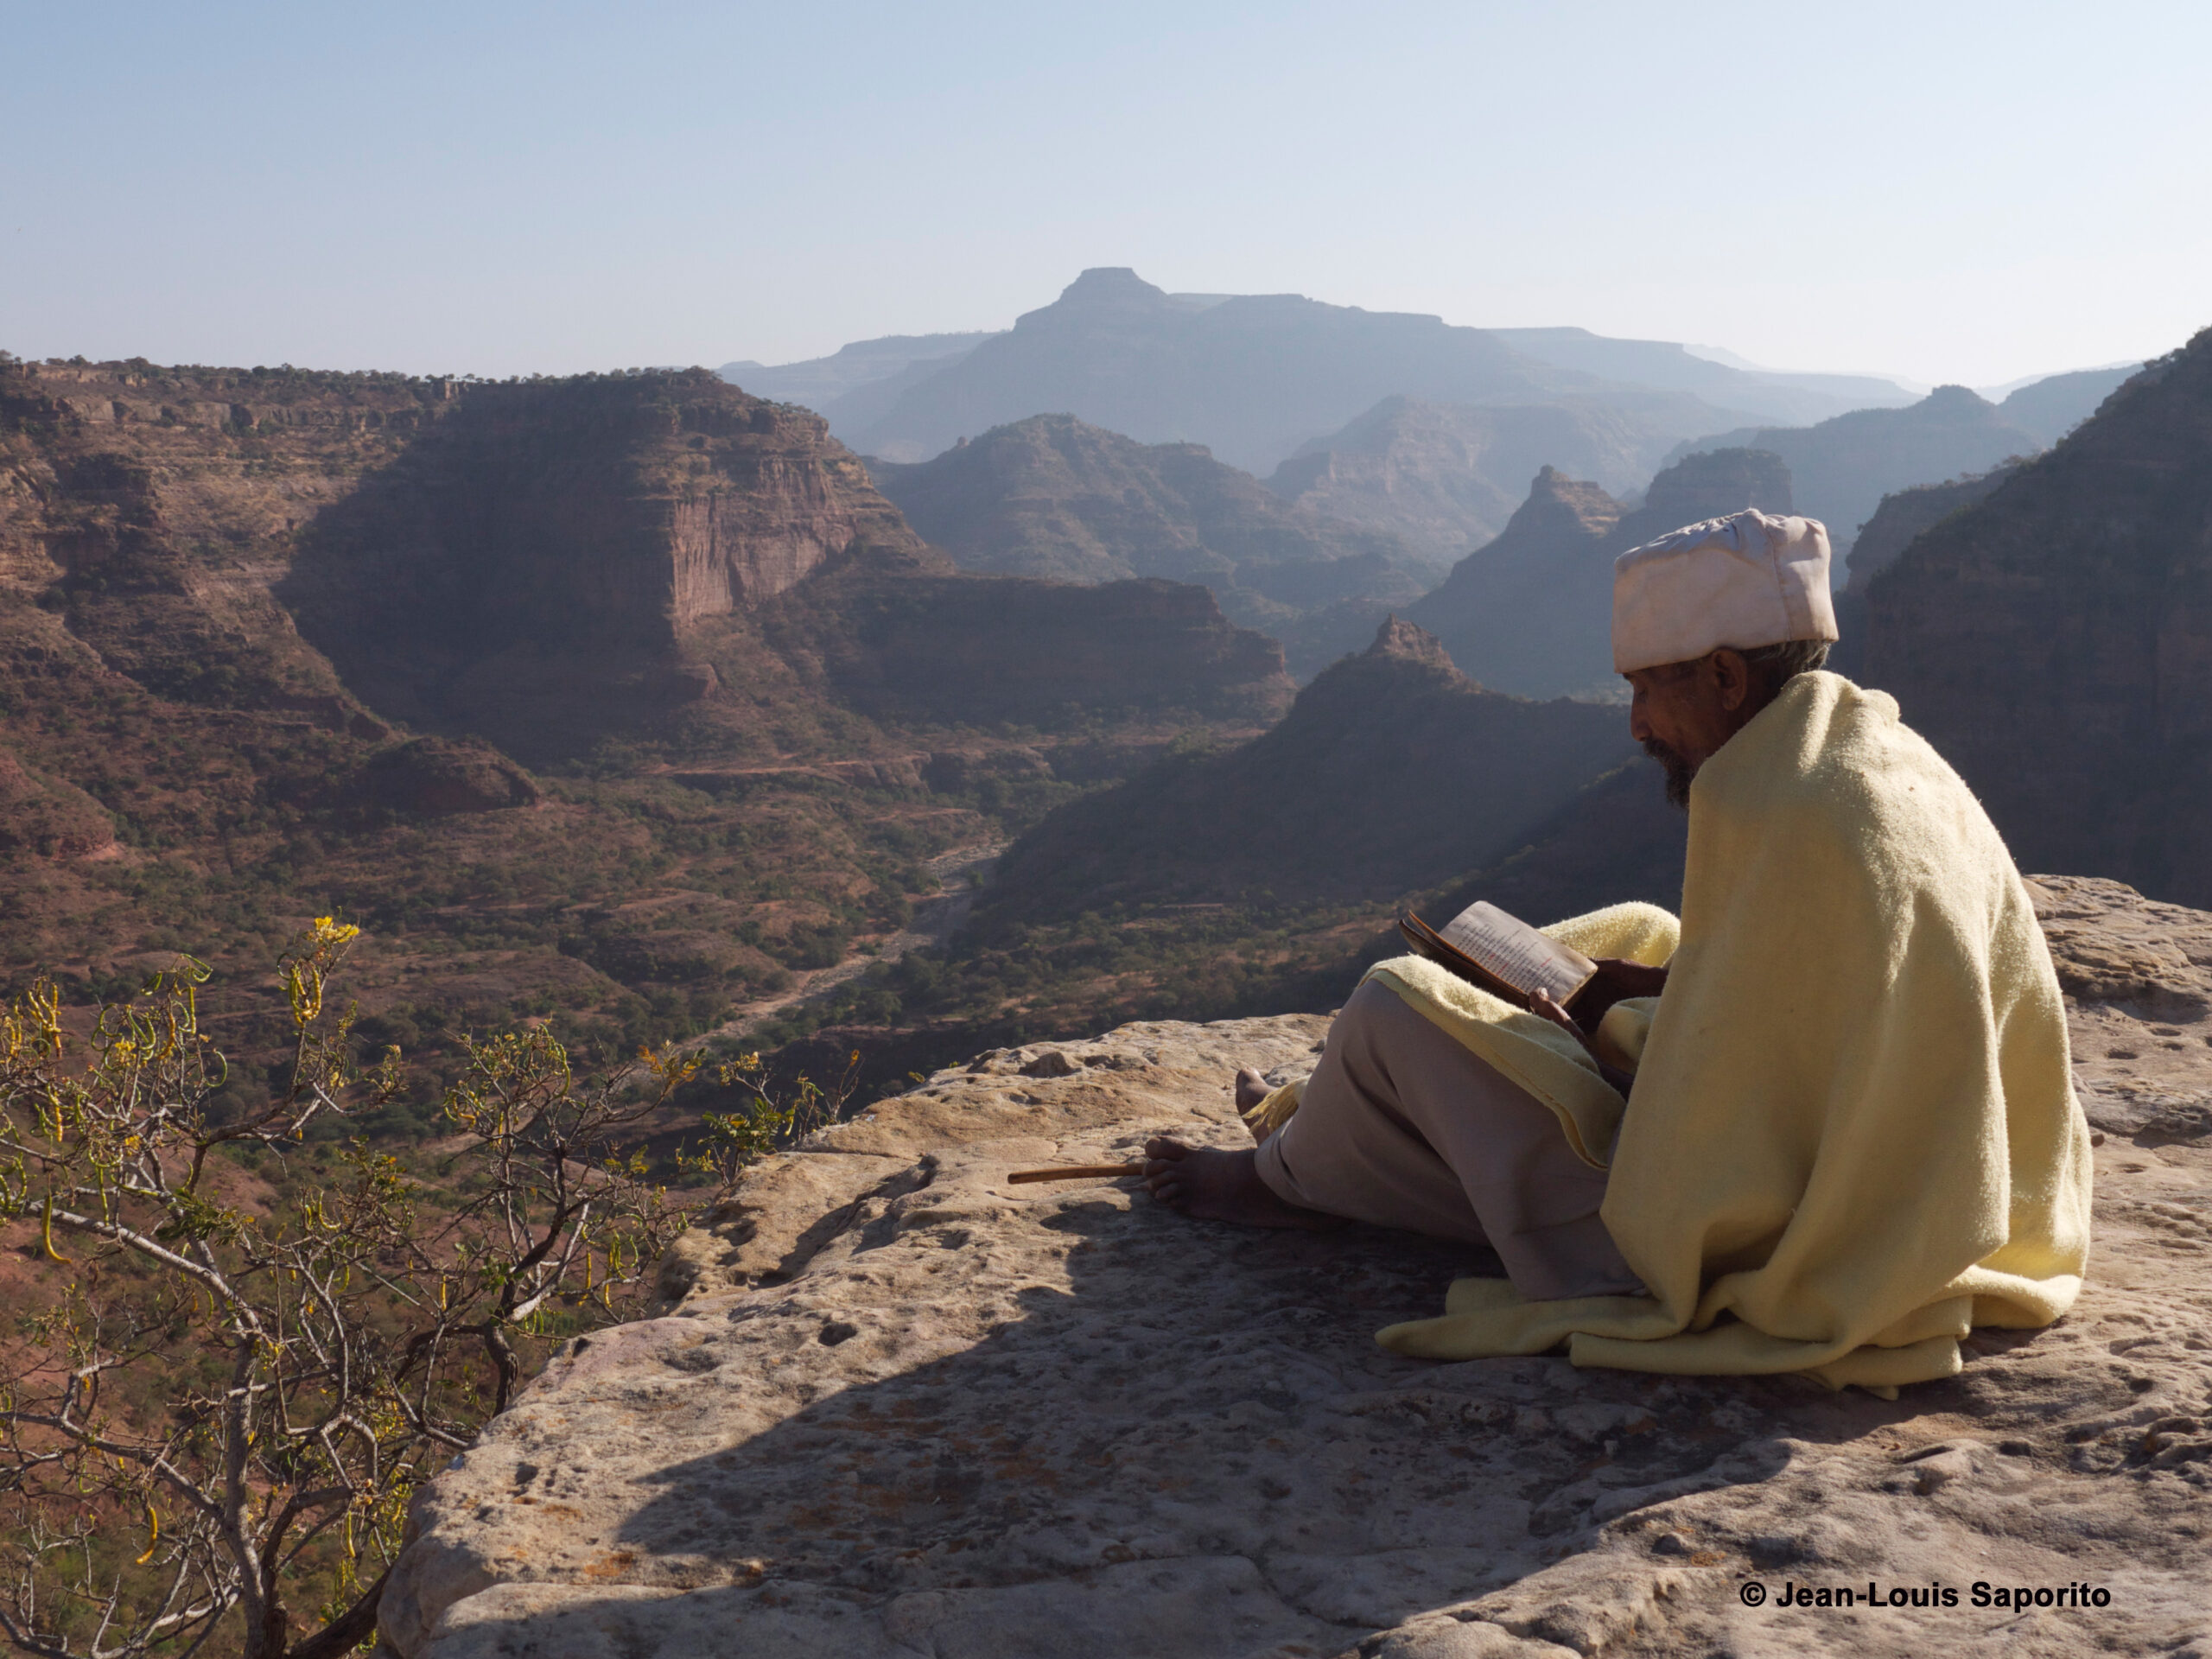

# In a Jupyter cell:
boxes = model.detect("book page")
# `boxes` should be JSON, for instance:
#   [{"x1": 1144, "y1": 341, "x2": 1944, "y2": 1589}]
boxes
[{"x1": 1438, "y1": 901, "x2": 1596, "y2": 1003}]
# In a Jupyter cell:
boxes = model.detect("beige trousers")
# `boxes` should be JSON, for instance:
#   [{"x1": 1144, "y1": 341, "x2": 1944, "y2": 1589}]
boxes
[{"x1": 1254, "y1": 979, "x2": 1645, "y2": 1302}]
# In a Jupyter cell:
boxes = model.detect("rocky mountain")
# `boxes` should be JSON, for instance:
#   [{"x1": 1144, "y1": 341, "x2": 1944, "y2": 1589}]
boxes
[
  {"x1": 1406, "y1": 448, "x2": 1793, "y2": 699},
  {"x1": 974, "y1": 618, "x2": 1637, "y2": 924},
  {"x1": 864, "y1": 412, "x2": 1442, "y2": 678},
  {"x1": 1672, "y1": 385, "x2": 2041, "y2": 552},
  {"x1": 1992, "y1": 363, "x2": 2141, "y2": 447},
  {"x1": 0, "y1": 354, "x2": 1291, "y2": 1097},
  {"x1": 1262, "y1": 395, "x2": 1685, "y2": 564},
  {"x1": 1863, "y1": 332, "x2": 2212, "y2": 906},
  {"x1": 383, "y1": 875, "x2": 2212, "y2": 1659},
  {"x1": 840, "y1": 268, "x2": 1762, "y2": 474}
]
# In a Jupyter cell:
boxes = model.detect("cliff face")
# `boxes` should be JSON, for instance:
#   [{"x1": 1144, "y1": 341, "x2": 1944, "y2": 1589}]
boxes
[
  {"x1": 283, "y1": 371, "x2": 938, "y2": 751},
  {"x1": 1408, "y1": 449, "x2": 1792, "y2": 699},
  {"x1": 1865, "y1": 337, "x2": 2212, "y2": 904}
]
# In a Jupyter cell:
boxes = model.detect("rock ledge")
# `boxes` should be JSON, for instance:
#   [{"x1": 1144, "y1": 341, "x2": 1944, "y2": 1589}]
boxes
[{"x1": 380, "y1": 878, "x2": 2212, "y2": 1657}]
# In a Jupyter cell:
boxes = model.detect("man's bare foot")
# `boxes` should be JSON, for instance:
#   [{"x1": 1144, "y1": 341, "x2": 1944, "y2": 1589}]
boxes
[
  {"x1": 1142, "y1": 1136, "x2": 1343, "y2": 1230},
  {"x1": 1233, "y1": 1067, "x2": 1272, "y2": 1111},
  {"x1": 1233, "y1": 1067, "x2": 1274, "y2": 1141}
]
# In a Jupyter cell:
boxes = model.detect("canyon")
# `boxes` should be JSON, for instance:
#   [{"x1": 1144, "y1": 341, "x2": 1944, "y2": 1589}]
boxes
[{"x1": 0, "y1": 356, "x2": 1294, "y2": 1116}]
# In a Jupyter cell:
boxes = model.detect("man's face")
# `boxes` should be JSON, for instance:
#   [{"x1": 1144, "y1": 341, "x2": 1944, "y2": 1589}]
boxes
[{"x1": 1625, "y1": 649, "x2": 1758, "y2": 808}]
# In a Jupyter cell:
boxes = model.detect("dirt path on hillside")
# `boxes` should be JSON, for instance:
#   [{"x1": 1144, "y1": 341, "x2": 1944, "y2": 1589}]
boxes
[{"x1": 696, "y1": 841, "x2": 1004, "y2": 1049}]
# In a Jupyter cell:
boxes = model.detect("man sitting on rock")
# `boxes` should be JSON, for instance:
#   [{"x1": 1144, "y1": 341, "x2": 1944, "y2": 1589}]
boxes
[{"x1": 1143, "y1": 509, "x2": 2093, "y2": 1389}]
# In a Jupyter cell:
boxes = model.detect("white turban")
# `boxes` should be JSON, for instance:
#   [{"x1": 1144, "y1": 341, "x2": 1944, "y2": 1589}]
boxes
[{"x1": 1611, "y1": 509, "x2": 1839, "y2": 675}]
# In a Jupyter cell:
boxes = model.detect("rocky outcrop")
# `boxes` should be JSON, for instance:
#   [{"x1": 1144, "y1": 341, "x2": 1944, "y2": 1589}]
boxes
[
  {"x1": 971, "y1": 618, "x2": 1634, "y2": 919},
  {"x1": 336, "y1": 738, "x2": 540, "y2": 819},
  {"x1": 1863, "y1": 334, "x2": 2212, "y2": 906},
  {"x1": 379, "y1": 876, "x2": 2212, "y2": 1659},
  {"x1": 1407, "y1": 451, "x2": 1790, "y2": 699},
  {"x1": 1673, "y1": 385, "x2": 2040, "y2": 553}
]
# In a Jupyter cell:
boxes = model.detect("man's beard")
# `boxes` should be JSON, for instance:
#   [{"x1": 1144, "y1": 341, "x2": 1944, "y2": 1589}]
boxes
[{"x1": 1642, "y1": 737, "x2": 1696, "y2": 809}]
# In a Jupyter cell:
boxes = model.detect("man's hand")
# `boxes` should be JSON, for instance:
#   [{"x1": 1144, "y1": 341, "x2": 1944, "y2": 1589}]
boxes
[
  {"x1": 1588, "y1": 957, "x2": 1669, "y2": 999},
  {"x1": 1531, "y1": 988, "x2": 1638, "y2": 1099},
  {"x1": 1568, "y1": 957, "x2": 1669, "y2": 1034}
]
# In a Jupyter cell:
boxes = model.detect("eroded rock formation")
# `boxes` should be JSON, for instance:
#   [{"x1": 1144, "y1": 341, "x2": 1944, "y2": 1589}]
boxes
[{"x1": 378, "y1": 875, "x2": 2212, "y2": 1658}]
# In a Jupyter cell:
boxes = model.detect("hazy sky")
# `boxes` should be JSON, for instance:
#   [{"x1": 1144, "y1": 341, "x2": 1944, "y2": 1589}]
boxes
[{"x1": 5, "y1": 1, "x2": 2207, "y2": 388}]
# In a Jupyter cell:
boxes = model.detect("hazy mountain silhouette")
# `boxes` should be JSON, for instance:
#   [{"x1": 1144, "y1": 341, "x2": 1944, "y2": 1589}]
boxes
[
  {"x1": 1488, "y1": 328, "x2": 1916, "y2": 424},
  {"x1": 1670, "y1": 385, "x2": 2040, "y2": 552},
  {"x1": 1263, "y1": 395, "x2": 1694, "y2": 563},
  {"x1": 1991, "y1": 365, "x2": 2141, "y2": 447},
  {"x1": 722, "y1": 332, "x2": 999, "y2": 416},
  {"x1": 838, "y1": 268, "x2": 1764, "y2": 474}
]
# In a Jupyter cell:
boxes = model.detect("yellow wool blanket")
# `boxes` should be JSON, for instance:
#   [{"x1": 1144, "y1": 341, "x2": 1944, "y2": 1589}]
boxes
[{"x1": 1288, "y1": 672, "x2": 2093, "y2": 1389}]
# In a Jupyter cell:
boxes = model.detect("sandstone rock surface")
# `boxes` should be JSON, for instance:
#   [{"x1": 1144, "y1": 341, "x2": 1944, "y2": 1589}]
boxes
[{"x1": 380, "y1": 877, "x2": 2212, "y2": 1658}]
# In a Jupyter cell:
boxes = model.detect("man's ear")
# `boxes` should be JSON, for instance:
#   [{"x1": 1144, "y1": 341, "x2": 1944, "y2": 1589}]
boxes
[{"x1": 1708, "y1": 648, "x2": 1752, "y2": 713}]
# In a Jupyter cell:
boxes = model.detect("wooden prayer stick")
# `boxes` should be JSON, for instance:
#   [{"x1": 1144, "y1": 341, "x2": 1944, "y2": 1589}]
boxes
[{"x1": 1006, "y1": 1162, "x2": 1147, "y2": 1184}]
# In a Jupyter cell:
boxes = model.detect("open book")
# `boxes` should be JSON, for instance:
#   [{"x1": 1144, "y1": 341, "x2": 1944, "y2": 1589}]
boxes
[{"x1": 1397, "y1": 899, "x2": 1598, "y2": 1010}]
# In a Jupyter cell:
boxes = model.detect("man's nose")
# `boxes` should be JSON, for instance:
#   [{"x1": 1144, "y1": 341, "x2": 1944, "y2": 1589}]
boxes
[{"x1": 1628, "y1": 702, "x2": 1650, "y2": 743}]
